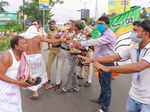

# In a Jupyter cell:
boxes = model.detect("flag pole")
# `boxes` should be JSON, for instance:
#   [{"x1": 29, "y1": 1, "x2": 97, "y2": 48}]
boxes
[
  {"x1": 124, "y1": 0, "x2": 126, "y2": 12},
  {"x1": 23, "y1": 0, "x2": 25, "y2": 31},
  {"x1": 95, "y1": 0, "x2": 98, "y2": 20},
  {"x1": 42, "y1": 9, "x2": 45, "y2": 34}
]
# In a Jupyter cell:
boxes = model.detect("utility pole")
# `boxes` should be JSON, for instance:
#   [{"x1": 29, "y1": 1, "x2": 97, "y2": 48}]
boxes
[
  {"x1": 42, "y1": 10, "x2": 45, "y2": 30},
  {"x1": 23, "y1": 0, "x2": 25, "y2": 31},
  {"x1": 95, "y1": 0, "x2": 98, "y2": 20},
  {"x1": 83, "y1": 1, "x2": 87, "y2": 9},
  {"x1": 80, "y1": 0, "x2": 82, "y2": 9},
  {"x1": 124, "y1": 0, "x2": 127, "y2": 12}
]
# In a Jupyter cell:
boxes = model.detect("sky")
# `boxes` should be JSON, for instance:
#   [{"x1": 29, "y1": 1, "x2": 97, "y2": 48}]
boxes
[{"x1": 1, "y1": 0, "x2": 150, "y2": 23}]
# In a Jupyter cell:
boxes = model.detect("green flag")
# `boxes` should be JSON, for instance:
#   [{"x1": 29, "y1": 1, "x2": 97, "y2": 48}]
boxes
[
  {"x1": 91, "y1": 7, "x2": 140, "y2": 39},
  {"x1": 109, "y1": 6, "x2": 141, "y2": 32},
  {"x1": 91, "y1": 26, "x2": 100, "y2": 39}
]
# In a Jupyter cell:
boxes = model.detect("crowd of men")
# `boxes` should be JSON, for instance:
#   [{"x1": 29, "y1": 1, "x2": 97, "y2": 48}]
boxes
[{"x1": 0, "y1": 15, "x2": 150, "y2": 112}]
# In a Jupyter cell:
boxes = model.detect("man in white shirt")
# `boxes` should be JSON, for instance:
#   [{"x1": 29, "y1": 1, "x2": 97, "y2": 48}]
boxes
[
  {"x1": 0, "y1": 36, "x2": 30, "y2": 112},
  {"x1": 80, "y1": 20, "x2": 150, "y2": 112}
]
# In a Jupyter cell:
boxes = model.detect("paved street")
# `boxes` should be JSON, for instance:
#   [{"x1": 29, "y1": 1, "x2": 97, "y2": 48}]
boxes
[
  {"x1": 0, "y1": 48, "x2": 132, "y2": 112},
  {"x1": 22, "y1": 75, "x2": 131, "y2": 112},
  {"x1": 21, "y1": 46, "x2": 132, "y2": 112}
]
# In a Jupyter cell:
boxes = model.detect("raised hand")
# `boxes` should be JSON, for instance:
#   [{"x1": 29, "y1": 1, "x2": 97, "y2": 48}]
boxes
[
  {"x1": 72, "y1": 40, "x2": 81, "y2": 48},
  {"x1": 47, "y1": 34, "x2": 52, "y2": 39},
  {"x1": 78, "y1": 55, "x2": 93, "y2": 64},
  {"x1": 18, "y1": 78, "x2": 31, "y2": 87},
  {"x1": 60, "y1": 38, "x2": 66, "y2": 43},
  {"x1": 94, "y1": 62, "x2": 109, "y2": 72}
]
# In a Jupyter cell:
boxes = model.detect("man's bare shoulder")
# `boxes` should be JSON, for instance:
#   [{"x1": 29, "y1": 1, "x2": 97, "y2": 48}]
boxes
[
  {"x1": 0, "y1": 51, "x2": 12, "y2": 67},
  {"x1": 25, "y1": 36, "x2": 42, "y2": 43},
  {"x1": 25, "y1": 36, "x2": 41, "y2": 40},
  {"x1": 33, "y1": 36, "x2": 41, "y2": 39}
]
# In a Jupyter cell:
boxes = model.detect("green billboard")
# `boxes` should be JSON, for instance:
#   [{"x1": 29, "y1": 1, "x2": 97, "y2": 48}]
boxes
[{"x1": 0, "y1": 13, "x2": 17, "y2": 26}]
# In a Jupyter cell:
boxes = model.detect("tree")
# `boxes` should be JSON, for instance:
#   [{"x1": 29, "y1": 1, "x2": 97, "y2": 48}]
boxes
[
  {"x1": 19, "y1": 0, "x2": 64, "y2": 25},
  {"x1": 87, "y1": 17, "x2": 95, "y2": 25},
  {"x1": 140, "y1": 8, "x2": 148, "y2": 20},
  {"x1": 0, "y1": 1, "x2": 8, "y2": 13},
  {"x1": 5, "y1": 20, "x2": 22, "y2": 32},
  {"x1": 102, "y1": 13, "x2": 107, "y2": 16},
  {"x1": 50, "y1": 0, "x2": 64, "y2": 7}
]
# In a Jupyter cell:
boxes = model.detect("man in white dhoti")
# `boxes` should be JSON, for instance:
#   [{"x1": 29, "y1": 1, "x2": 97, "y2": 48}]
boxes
[
  {"x1": 21, "y1": 21, "x2": 64, "y2": 99},
  {"x1": 0, "y1": 36, "x2": 30, "y2": 112}
]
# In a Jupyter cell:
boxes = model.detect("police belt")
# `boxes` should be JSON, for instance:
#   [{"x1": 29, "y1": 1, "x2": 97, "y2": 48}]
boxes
[
  {"x1": 60, "y1": 46, "x2": 70, "y2": 51},
  {"x1": 52, "y1": 45, "x2": 61, "y2": 48}
]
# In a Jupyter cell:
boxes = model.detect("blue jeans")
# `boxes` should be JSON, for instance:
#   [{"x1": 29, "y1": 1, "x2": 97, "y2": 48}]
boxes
[
  {"x1": 126, "y1": 97, "x2": 150, "y2": 112},
  {"x1": 98, "y1": 63, "x2": 114, "y2": 112}
]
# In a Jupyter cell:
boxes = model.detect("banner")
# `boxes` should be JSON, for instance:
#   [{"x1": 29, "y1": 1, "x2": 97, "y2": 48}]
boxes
[
  {"x1": 110, "y1": 6, "x2": 140, "y2": 36},
  {"x1": 108, "y1": 0, "x2": 131, "y2": 15},
  {"x1": 39, "y1": 0, "x2": 50, "y2": 10},
  {"x1": 92, "y1": 7, "x2": 140, "y2": 40},
  {"x1": 0, "y1": 13, "x2": 17, "y2": 26},
  {"x1": 110, "y1": 7, "x2": 140, "y2": 77},
  {"x1": 91, "y1": 27, "x2": 100, "y2": 39},
  {"x1": 145, "y1": 8, "x2": 150, "y2": 16}
]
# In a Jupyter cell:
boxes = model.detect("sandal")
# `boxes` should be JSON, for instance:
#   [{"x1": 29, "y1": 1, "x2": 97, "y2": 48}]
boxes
[
  {"x1": 56, "y1": 88, "x2": 67, "y2": 95},
  {"x1": 90, "y1": 99, "x2": 99, "y2": 104},
  {"x1": 96, "y1": 109, "x2": 104, "y2": 112},
  {"x1": 45, "y1": 84, "x2": 56, "y2": 90},
  {"x1": 32, "y1": 77, "x2": 41, "y2": 86},
  {"x1": 29, "y1": 95, "x2": 39, "y2": 100}
]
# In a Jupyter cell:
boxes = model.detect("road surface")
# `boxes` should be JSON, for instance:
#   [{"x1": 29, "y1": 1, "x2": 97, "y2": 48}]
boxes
[
  {"x1": 0, "y1": 47, "x2": 132, "y2": 112},
  {"x1": 22, "y1": 48, "x2": 132, "y2": 112}
]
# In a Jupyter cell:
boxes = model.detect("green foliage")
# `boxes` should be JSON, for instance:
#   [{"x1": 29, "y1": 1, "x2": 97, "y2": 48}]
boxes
[
  {"x1": 5, "y1": 20, "x2": 18, "y2": 29},
  {"x1": 50, "y1": 0, "x2": 64, "y2": 7},
  {"x1": 0, "y1": 1, "x2": 8, "y2": 13},
  {"x1": 12, "y1": 24, "x2": 22, "y2": 32},
  {"x1": 87, "y1": 17, "x2": 95, "y2": 25},
  {"x1": 0, "y1": 37, "x2": 11, "y2": 51},
  {"x1": 0, "y1": 26, "x2": 8, "y2": 32},
  {"x1": 76, "y1": 17, "x2": 95, "y2": 25},
  {"x1": 19, "y1": 0, "x2": 63, "y2": 25},
  {"x1": 140, "y1": 8, "x2": 148, "y2": 19},
  {"x1": 5, "y1": 20, "x2": 22, "y2": 32}
]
